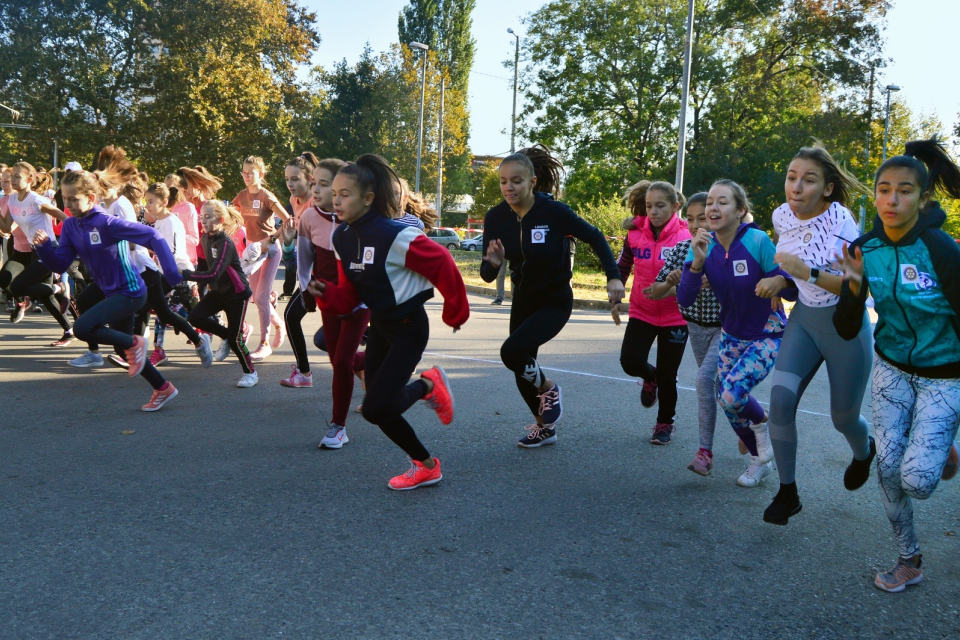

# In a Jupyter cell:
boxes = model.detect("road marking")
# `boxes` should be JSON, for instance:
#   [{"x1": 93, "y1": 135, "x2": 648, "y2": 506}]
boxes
[{"x1": 423, "y1": 351, "x2": 857, "y2": 422}]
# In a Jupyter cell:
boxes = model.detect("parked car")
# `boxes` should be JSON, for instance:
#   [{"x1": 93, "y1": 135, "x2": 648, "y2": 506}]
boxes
[
  {"x1": 426, "y1": 227, "x2": 461, "y2": 250},
  {"x1": 460, "y1": 233, "x2": 483, "y2": 251}
]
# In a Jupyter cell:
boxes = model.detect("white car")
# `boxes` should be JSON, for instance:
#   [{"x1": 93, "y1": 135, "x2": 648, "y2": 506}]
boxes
[
  {"x1": 460, "y1": 234, "x2": 483, "y2": 251},
  {"x1": 426, "y1": 227, "x2": 461, "y2": 250}
]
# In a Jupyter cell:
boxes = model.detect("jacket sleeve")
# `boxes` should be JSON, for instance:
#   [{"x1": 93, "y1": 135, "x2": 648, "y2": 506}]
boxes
[
  {"x1": 35, "y1": 234, "x2": 78, "y2": 274},
  {"x1": 184, "y1": 207, "x2": 200, "y2": 252},
  {"x1": 314, "y1": 260, "x2": 363, "y2": 316},
  {"x1": 405, "y1": 234, "x2": 470, "y2": 329},
  {"x1": 109, "y1": 217, "x2": 183, "y2": 285},
  {"x1": 479, "y1": 209, "x2": 500, "y2": 283},
  {"x1": 832, "y1": 278, "x2": 868, "y2": 341},
  {"x1": 924, "y1": 229, "x2": 960, "y2": 320},
  {"x1": 655, "y1": 243, "x2": 684, "y2": 282},
  {"x1": 755, "y1": 230, "x2": 798, "y2": 302},
  {"x1": 563, "y1": 206, "x2": 620, "y2": 281},
  {"x1": 183, "y1": 237, "x2": 232, "y2": 283},
  {"x1": 677, "y1": 263, "x2": 704, "y2": 308},
  {"x1": 296, "y1": 234, "x2": 315, "y2": 292},
  {"x1": 617, "y1": 237, "x2": 633, "y2": 284}
]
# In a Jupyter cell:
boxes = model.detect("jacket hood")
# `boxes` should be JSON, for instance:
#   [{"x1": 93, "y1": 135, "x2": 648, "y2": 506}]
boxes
[
  {"x1": 871, "y1": 202, "x2": 947, "y2": 246},
  {"x1": 633, "y1": 213, "x2": 686, "y2": 237}
]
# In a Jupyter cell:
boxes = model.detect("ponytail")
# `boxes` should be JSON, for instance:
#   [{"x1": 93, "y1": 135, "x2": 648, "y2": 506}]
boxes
[
  {"x1": 517, "y1": 144, "x2": 564, "y2": 196},
  {"x1": 177, "y1": 166, "x2": 222, "y2": 200},
  {"x1": 202, "y1": 200, "x2": 245, "y2": 238},
  {"x1": 337, "y1": 154, "x2": 400, "y2": 217},
  {"x1": 877, "y1": 137, "x2": 960, "y2": 201},
  {"x1": 286, "y1": 151, "x2": 319, "y2": 179},
  {"x1": 624, "y1": 180, "x2": 652, "y2": 218}
]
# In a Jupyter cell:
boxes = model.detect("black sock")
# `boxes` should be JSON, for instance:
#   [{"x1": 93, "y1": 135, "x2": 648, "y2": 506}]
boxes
[{"x1": 778, "y1": 482, "x2": 797, "y2": 497}]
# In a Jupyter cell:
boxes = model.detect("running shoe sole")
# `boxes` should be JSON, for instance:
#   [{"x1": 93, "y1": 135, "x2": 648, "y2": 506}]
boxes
[
  {"x1": 875, "y1": 573, "x2": 923, "y2": 593},
  {"x1": 141, "y1": 387, "x2": 179, "y2": 412},
  {"x1": 687, "y1": 463, "x2": 712, "y2": 476},
  {"x1": 518, "y1": 435, "x2": 557, "y2": 448},
  {"x1": 280, "y1": 379, "x2": 313, "y2": 388},
  {"x1": 107, "y1": 354, "x2": 130, "y2": 369},
  {"x1": 69, "y1": 358, "x2": 103, "y2": 368},
  {"x1": 387, "y1": 475, "x2": 443, "y2": 491},
  {"x1": 319, "y1": 435, "x2": 349, "y2": 449}
]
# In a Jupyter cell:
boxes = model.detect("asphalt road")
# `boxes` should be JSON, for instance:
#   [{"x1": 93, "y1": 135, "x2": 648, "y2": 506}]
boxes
[{"x1": 2, "y1": 290, "x2": 959, "y2": 639}]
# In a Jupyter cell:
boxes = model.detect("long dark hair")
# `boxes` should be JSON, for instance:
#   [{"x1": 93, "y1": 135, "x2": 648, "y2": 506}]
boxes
[
  {"x1": 794, "y1": 144, "x2": 869, "y2": 208},
  {"x1": 286, "y1": 151, "x2": 319, "y2": 179},
  {"x1": 338, "y1": 154, "x2": 400, "y2": 217},
  {"x1": 517, "y1": 144, "x2": 565, "y2": 195},
  {"x1": 876, "y1": 137, "x2": 960, "y2": 203}
]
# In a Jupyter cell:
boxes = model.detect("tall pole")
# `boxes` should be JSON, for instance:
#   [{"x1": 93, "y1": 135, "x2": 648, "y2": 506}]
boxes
[
  {"x1": 859, "y1": 65, "x2": 875, "y2": 233},
  {"x1": 411, "y1": 42, "x2": 430, "y2": 193},
  {"x1": 436, "y1": 73, "x2": 445, "y2": 226},
  {"x1": 674, "y1": 0, "x2": 695, "y2": 191},
  {"x1": 52, "y1": 138, "x2": 60, "y2": 190},
  {"x1": 509, "y1": 30, "x2": 520, "y2": 153},
  {"x1": 882, "y1": 85, "x2": 900, "y2": 165}
]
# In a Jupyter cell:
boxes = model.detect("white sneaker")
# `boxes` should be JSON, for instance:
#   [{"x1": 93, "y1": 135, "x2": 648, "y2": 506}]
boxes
[
  {"x1": 750, "y1": 422, "x2": 775, "y2": 464},
  {"x1": 213, "y1": 338, "x2": 231, "y2": 362},
  {"x1": 250, "y1": 342, "x2": 272, "y2": 362},
  {"x1": 69, "y1": 351, "x2": 104, "y2": 368},
  {"x1": 195, "y1": 334, "x2": 213, "y2": 368},
  {"x1": 738, "y1": 457, "x2": 773, "y2": 488},
  {"x1": 237, "y1": 371, "x2": 259, "y2": 388},
  {"x1": 319, "y1": 424, "x2": 349, "y2": 449}
]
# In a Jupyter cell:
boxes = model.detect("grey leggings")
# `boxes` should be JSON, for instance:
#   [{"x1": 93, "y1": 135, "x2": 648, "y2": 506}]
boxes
[
  {"x1": 768, "y1": 301, "x2": 873, "y2": 484},
  {"x1": 688, "y1": 322, "x2": 722, "y2": 451}
]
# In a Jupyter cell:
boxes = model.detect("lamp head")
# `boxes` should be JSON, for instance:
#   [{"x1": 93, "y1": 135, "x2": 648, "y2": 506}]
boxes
[
  {"x1": 507, "y1": 28, "x2": 514, "y2": 34},
  {"x1": 886, "y1": 84, "x2": 901, "y2": 92},
  {"x1": 410, "y1": 41, "x2": 429, "y2": 51}
]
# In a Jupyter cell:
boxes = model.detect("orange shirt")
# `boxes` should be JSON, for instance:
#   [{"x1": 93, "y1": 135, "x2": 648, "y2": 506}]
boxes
[
  {"x1": 233, "y1": 187, "x2": 281, "y2": 243},
  {"x1": 289, "y1": 195, "x2": 312, "y2": 226}
]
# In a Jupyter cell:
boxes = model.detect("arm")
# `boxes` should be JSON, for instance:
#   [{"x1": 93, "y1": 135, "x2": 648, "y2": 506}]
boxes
[
  {"x1": 617, "y1": 238, "x2": 633, "y2": 284},
  {"x1": 40, "y1": 202, "x2": 68, "y2": 222},
  {"x1": 924, "y1": 229, "x2": 960, "y2": 320},
  {"x1": 0, "y1": 208, "x2": 11, "y2": 234},
  {"x1": 311, "y1": 260, "x2": 362, "y2": 316},
  {"x1": 479, "y1": 211, "x2": 501, "y2": 283},
  {"x1": 404, "y1": 233, "x2": 470, "y2": 329},
  {"x1": 34, "y1": 231, "x2": 78, "y2": 274},
  {"x1": 269, "y1": 199, "x2": 290, "y2": 223},
  {"x1": 677, "y1": 263, "x2": 705, "y2": 308},
  {"x1": 184, "y1": 207, "x2": 200, "y2": 250},
  {"x1": 183, "y1": 236, "x2": 232, "y2": 283},
  {"x1": 296, "y1": 233, "x2": 315, "y2": 292},
  {"x1": 563, "y1": 207, "x2": 620, "y2": 282},
  {"x1": 833, "y1": 278, "x2": 868, "y2": 341},
  {"x1": 109, "y1": 217, "x2": 183, "y2": 285}
]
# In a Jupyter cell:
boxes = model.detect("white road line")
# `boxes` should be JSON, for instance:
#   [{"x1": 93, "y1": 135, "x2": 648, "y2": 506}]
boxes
[{"x1": 423, "y1": 351, "x2": 850, "y2": 422}]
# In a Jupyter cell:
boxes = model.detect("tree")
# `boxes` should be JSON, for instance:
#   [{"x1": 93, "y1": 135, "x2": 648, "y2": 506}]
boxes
[{"x1": 467, "y1": 160, "x2": 501, "y2": 220}]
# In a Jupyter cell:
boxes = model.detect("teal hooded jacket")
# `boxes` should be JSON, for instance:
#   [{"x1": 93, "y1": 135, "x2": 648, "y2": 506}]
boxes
[{"x1": 834, "y1": 203, "x2": 960, "y2": 377}]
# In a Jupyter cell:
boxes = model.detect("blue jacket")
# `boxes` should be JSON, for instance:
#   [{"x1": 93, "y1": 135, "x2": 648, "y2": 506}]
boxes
[
  {"x1": 678, "y1": 223, "x2": 796, "y2": 341},
  {"x1": 834, "y1": 204, "x2": 960, "y2": 377},
  {"x1": 36, "y1": 207, "x2": 182, "y2": 298}
]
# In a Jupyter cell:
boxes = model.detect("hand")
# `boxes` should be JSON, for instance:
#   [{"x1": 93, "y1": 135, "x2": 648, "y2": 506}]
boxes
[
  {"x1": 755, "y1": 275, "x2": 786, "y2": 299},
  {"x1": 665, "y1": 269, "x2": 682, "y2": 287},
  {"x1": 259, "y1": 238, "x2": 273, "y2": 253},
  {"x1": 306, "y1": 279, "x2": 326, "y2": 299},
  {"x1": 483, "y1": 239, "x2": 505, "y2": 269},
  {"x1": 607, "y1": 278, "x2": 626, "y2": 306},
  {"x1": 774, "y1": 251, "x2": 810, "y2": 281},
  {"x1": 690, "y1": 228, "x2": 711, "y2": 266},
  {"x1": 281, "y1": 218, "x2": 297, "y2": 244},
  {"x1": 701, "y1": 275, "x2": 711, "y2": 290},
  {"x1": 611, "y1": 302, "x2": 627, "y2": 326},
  {"x1": 642, "y1": 282, "x2": 672, "y2": 300},
  {"x1": 32, "y1": 230, "x2": 49, "y2": 245},
  {"x1": 771, "y1": 296, "x2": 784, "y2": 313},
  {"x1": 839, "y1": 242, "x2": 864, "y2": 297},
  {"x1": 303, "y1": 292, "x2": 317, "y2": 313}
]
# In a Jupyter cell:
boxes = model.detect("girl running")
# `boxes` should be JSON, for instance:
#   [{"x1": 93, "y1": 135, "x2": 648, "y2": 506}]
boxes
[
  {"x1": 614, "y1": 181, "x2": 691, "y2": 445},
  {"x1": 833, "y1": 138, "x2": 960, "y2": 592},
  {"x1": 644, "y1": 193, "x2": 727, "y2": 474},
  {"x1": 763, "y1": 146, "x2": 875, "y2": 526},
  {"x1": 677, "y1": 180, "x2": 797, "y2": 487},
  {"x1": 34, "y1": 170, "x2": 183, "y2": 411},
  {"x1": 281, "y1": 152, "x2": 318, "y2": 300},
  {"x1": 176, "y1": 166, "x2": 223, "y2": 297},
  {"x1": 183, "y1": 201, "x2": 256, "y2": 388},
  {"x1": 163, "y1": 174, "x2": 200, "y2": 268},
  {"x1": 480, "y1": 145, "x2": 625, "y2": 447},
  {"x1": 306, "y1": 154, "x2": 467, "y2": 489},
  {"x1": 232, "y1": 156, "x2": 289, "y2": 361},
  {"x1": 394, "y1": 178, "x2": 437, "y2": 230},
  {"x1": 139, "y1": 182, "x2": 212, "y2": 367}
]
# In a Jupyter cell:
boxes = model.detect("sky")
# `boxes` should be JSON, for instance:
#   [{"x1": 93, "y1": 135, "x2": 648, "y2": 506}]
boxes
[{"x1": 304, "y1": 0, "x2": 960, "y2": 157}]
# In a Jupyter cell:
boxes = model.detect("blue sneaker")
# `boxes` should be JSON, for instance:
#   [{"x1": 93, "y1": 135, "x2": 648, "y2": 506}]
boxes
[
  {"x1": 69, "y1": 351, "x2": 103, "y2": 368},
  {"x1": 538, "y1": 384, "x2": 562, "y2": 426},
  {"x1": 518, "y1": 423, "x2": 557, "y2": 448}
]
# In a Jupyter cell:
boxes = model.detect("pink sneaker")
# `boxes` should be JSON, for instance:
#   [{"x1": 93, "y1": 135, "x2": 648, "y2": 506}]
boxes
[
  {"x1": 388, "y1": 458, "x2": 443, "y2": 490},
  {"x1": 687, "y1": 448, "x2": 713, "y2": 476},
  {"x1": 124, "y1": 335, "x2": 148, "y2": 377},
  {"x1": 280, "y1": 364, "x2": 313, "y2": 388},
  {"x1": 149, "y1": 348, "x2": 168, "y2": 366},
  {"x1": 270, "y1": 322, "x2": 286, "y2": 349}
]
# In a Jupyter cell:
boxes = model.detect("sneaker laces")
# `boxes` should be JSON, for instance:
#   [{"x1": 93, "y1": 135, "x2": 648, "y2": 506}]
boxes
[
  {"x1": 324, "y1": 424, "x2": 342, "y2": 439},
  {"x1": 537, "y1": 388, "x2": 559, "y2": 415},
  {"x1": 524, "y1": 423, "x2": 550, "y2": 440},
  {"x1": 743, "y1": 460, "x2": 765, "y2": 480},
  {"x1": 401, "y1": 459, "x2": 421, "y2": 479},
  {"x1": 652, "y1": 423, "x2": 675, "y2": 436},
  {"x1": 695, "y1": 448, "x2": 711, "y2": 465}
]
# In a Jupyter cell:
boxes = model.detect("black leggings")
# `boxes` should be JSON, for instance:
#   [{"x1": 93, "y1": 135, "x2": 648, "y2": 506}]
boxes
[
  {"x1": 189, "y1": 292, "x2": 254, "y2": 374},
  {"x1": 620, "y1": 317, "x2": 689, "y2": 424},
  {"x1": 284, "y1": 288, "x2": 311, "y2": 373},
  {"x1": 73, "y1": 291, "x2": 166, "y2": 390},
  {"x1": 361, "y1": 307, "x2": 432, "y2": 461},
  {"x1": 134, "y1": 269, "x2": 201, "y2": 346},
  {"x1": 9, "y1": 255, "x2": 71, "y2": 331},
  {"x1": 501, "y1": 290, "x2": 573, "y2": 418},
  {"x1": 0, "y1": 248, "x2": 31, "y2": 297}
]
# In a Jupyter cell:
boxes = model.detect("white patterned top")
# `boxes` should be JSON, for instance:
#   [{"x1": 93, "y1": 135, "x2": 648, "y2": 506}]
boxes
[{"x1": 773, "y1": 201, "x2": 860, "y2": 307}]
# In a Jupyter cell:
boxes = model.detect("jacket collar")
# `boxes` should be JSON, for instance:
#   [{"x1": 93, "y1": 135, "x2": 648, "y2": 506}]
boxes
[
  {"x1": 75, "y1": 205, "x2": 108, "y2": 224},
  {"x1": 871, "y1": 203, "x2": 947, "y2": 246},
  {"x1": 634, "y1": 213, "x2": 684, "y2": 240}
]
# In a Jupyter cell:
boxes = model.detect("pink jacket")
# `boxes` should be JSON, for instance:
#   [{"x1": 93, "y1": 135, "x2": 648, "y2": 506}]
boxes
[
  {"x1": 618, "y1": 214, "x2": 689, "y2": 325},
  {"x1": 172, "y1": 201, "x2": 200, "y2": 265}
]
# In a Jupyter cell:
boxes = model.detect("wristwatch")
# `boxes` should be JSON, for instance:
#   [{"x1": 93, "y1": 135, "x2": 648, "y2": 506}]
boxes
[{"x1": 807, "y1": 267, "x2": 820, "y2": 284}]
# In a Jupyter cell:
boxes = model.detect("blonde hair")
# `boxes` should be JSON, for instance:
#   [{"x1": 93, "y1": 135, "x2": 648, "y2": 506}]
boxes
[
  {"x1": 62, "y1": 170, "x2": 103, "y2": 197},
  {"x1": 202, "y1": 200, "x2": 244, "y2": 237},
  {"x1": 243, "y1": 156, "x2": 268, "y2": 175},
  {"x1": 398, "y1": 177, "x2": 437, "y2": 231},
  {"x1": 177, "y1": 166, "x2": 222, "y2": 200}
]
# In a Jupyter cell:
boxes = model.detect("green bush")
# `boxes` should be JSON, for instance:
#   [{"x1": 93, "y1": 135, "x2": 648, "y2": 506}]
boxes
[{"x1": 573, "y1": 197, "x2": 627, "y2": 272}]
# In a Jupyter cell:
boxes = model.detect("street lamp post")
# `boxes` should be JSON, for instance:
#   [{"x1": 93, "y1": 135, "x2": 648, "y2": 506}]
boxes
[
  {"x1": 410, "y1": 41, "x2": 430, "y2": 193},
  {"x1": 882, "y1": 84, "x2": 901, "y2": 164},
  {"x1": 674, "y1": 0, "x2": 695, "y2": 192},
  {"x1": 437, "y1": 62, "x2": 457, "y2": 227},
  {"x1": 507, "y1": 28, "x2": 520, "y2": 153}
]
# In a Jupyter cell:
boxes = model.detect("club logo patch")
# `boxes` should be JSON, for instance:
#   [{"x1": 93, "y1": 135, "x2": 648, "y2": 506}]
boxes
[
  {"x1": 733, "y1": 260, "x2": 748, "y2": 276},
  {"x1": 900, "y1": 264, "x2": 919, "y2": 284},
  {"x1": 252, "y1": 200, "x2": 261, "y2": 209},
  {"x1": 803, "y1": 232, "x2": 813, "y2": 244},
  {"x1": 89, "y1": 231, "x2": 101, "y2": 245},
  {"x1": 660, "y1": 246, "x2": 673, "y2": 260},
  {"x1": 211, "y1": 247, "x2": 218, "y2": 259},
  {"x1": 362, "y1": 247, "x2": 375, "y2": 264},
  {"x1": 531, "y1": 228, "x2": 546, "y2": 243}
]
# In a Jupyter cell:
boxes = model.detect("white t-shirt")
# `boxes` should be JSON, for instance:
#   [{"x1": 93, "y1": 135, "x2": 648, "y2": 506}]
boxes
[
  {"x1": 106, "y1": 196, "x2": 158, "y2": 272},
  {"x1": 154, "y1": 214, "x2": 192, "y2": 272},
  {"x1": 7, "y1": 191, "x2": 55, "y2": 245},
  {"x1": 773, "y1": 201, "x2": 860, "y2": 307}
]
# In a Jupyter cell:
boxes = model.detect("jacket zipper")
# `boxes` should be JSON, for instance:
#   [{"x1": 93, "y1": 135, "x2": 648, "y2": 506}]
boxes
[{"x1": 891, "y1": 246, "x2": 918, "y2": 365}]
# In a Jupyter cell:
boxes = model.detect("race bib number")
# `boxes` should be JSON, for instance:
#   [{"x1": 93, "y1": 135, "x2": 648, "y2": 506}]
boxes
[
  {"x1": 362, "y1": 247, "x2": 375, "y2": 264},
  {"x1": 733, "y1": 260, "x2": 748, "y2": 276},
  {"x1": 252, "y1": 200, "x2": 261, "y2": 209},
  {"x1": 89, "y1": 231, "x2": 102, "y2": 245},
  {"x1": 531, "y1": 228, "x2": 546, "y2": 243},
  {"x1": 900, "y1": 263, "x2": 919, "y2": 285}
]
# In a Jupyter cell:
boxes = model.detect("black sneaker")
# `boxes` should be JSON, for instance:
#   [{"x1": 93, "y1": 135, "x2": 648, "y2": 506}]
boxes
[
  {"x1": 518, "y1": 423, "x2": 557, "y2": 448},
  {"x1": 844, "y1": 435, "x2": 876, "y2": 490},
  {"x1": 491, "y1": 297, "x2": 503, "y2": 305},
  {"x1": 640, "y1": 374, "x2": 658, "y2": 408},
  {"x1": 763, "y1": 484, "x2": 802, "y2": 525},
  {"x1": 649, "y1": 422, "x2": 675, "y2": 445},
  {"x1": 537, "y1": 384, "x2": 562, "y2": 426}
]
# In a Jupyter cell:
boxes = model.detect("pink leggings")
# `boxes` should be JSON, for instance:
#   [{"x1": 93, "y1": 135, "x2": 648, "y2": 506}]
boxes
[
  {"x1": 322, "y1": 308, "x2": 371, "y2": 426},
  {"x1": 247, "y1": 240, "x2": 283, "y2": 341}
]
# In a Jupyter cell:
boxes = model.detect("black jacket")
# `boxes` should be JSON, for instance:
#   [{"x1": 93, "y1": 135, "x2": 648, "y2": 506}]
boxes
[
  {"x1": 480, "y1": 193, "x2": 619, "y2": 297},
  {"x1": 182, "y1": 231, "x2": 252, "y2": 300}
]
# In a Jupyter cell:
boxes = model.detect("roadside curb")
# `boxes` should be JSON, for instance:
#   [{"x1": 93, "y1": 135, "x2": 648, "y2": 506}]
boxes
[{"x1": 464, "y1": 284, "x2": 612, "y2": 311}]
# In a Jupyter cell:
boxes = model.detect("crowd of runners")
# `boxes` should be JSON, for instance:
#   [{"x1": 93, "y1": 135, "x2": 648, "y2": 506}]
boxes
[{"x1": 2, "y1": 137, "x2": 960, "y2": 594}]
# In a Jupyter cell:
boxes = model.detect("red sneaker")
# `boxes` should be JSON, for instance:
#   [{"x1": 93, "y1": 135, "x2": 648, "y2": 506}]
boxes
[
  {"x1": 388, "y1": 458, "x2": 442, "y2": 490},
  {"x1": 149, "y1": 348, "x2": 168, "y2": 367},
  {"x1": 141, "y1": 382, "x2": 178, "y2": 412},
  {"x1": 125, "y1": 335, "x2": 148, "y2": 377},
  {"x1": 421, "y1": 366, "x2": 454, "y2": 425}
]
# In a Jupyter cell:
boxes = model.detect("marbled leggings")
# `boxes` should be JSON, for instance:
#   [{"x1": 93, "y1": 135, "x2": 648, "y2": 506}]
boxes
[{"x1": 717, "y1": 331, "x2": 780, "y2": 455}]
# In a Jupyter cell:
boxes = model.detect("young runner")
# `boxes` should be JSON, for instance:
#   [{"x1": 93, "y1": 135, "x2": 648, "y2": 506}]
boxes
[
  {"x1": 183, "y1": 201, "x2": 256, "y2": 388},
  {"x1": 480, "y1": 146, "x2": 625, "y2": 447},
  {"x1": 833, "y1": 138, "x2": 960, "y2": 592},
  {"x1": 763, "y1": 146, "x2": 875, "y2": 526},
  {"x1": 614, "y1": 181, "x2": 691, "y2": 445},
  {"x1": 176, "y1": 166, "x2": 222, "y2": 297},
  {"x1": 306, "y1": 154, "x2": 467, "y2": 489},
  {"x1": 0, "y1": 166, "x2": 33, "y2": 314},
  {"x1": 281, "y1": 152, "x2": 318, "y2": 300},
  {"x1": 34, "y1": 170, "x2": 182, "y2": 411},
  {"x1": 394, "y1": 178, "x2": 437, "y2": 230},
  {"x1": 677, "y1": 180, "x2": 797, "y2": 487},
  {"x1": 232, "y1": 156, "x2": 289, "y2": 361},
  {"x1": 163, "y1": 174, "x2": 200, "y2": 268}
]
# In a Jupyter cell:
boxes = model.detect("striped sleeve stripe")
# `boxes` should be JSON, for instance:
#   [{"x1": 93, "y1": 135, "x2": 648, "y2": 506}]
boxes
[{"x1": 385, "y1": 227, "x2": 433, "y2": 305}]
